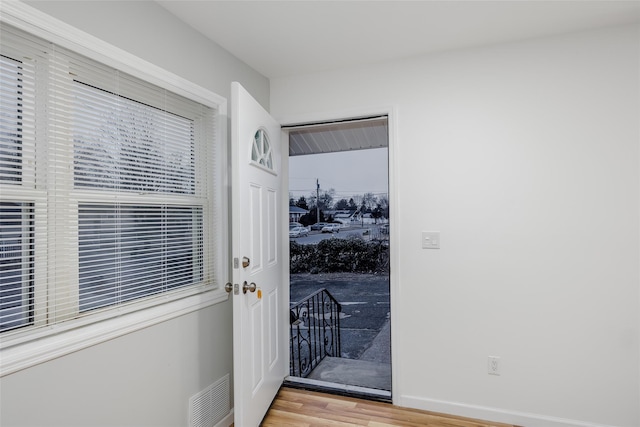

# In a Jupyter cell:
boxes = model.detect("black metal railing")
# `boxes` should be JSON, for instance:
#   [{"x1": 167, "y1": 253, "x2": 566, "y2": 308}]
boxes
[{"x1": 289, "y1": 288, "x2": 341, "y2": 378}]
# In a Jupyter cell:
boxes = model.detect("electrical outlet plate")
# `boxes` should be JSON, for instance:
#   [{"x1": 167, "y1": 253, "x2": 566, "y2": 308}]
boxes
[{"x1": 488, "y1": 356, "x2": 501, "y2": 375}]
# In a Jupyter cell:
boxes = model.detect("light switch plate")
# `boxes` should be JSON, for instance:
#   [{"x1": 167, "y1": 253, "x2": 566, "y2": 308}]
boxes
[{"x1": 422, "y1": 231, "x2": 440, "y2": 249}]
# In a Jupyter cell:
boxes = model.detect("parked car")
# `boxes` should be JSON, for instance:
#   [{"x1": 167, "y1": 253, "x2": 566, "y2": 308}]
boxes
[
  {"x1": 289, "y1": 222, "x2": 303, "y2": 229},
  {"x1": 310, "y1": 222, "x2": 329, "y2": 231},
  {"x1": 321, "y1": 223, "x2": 340, "y2": 233},
  {"x1": 289, "y1": 226, "x2": 309, "y2": 238}
]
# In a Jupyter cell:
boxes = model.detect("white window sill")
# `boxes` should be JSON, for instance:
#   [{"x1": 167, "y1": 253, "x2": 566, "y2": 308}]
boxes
[{"x1": 0, "y1": 289, "x2": 229, "y2": 377}]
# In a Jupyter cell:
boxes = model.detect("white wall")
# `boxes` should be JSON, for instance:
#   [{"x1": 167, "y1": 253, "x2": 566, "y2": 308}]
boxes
[
  {"x1": 1, "y1": 306, "x2": 233, "y2": 426},
  {"x1": 24, "y1": 0, "x2": 270, "y2": 107},
  {"x1": 271, "y1": 25, "x2": 640, "y2": 427},
  {"x1": 0, "y1": 2, "x2": 269, "y2": 426}
]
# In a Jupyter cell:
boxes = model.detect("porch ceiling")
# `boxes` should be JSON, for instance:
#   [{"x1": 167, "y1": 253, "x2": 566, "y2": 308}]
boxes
[{"x1": 287, "y1": 116, "x2": 388, "y2": 157}]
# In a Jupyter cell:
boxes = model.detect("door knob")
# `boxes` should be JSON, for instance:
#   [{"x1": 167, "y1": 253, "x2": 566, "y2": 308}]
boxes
[
  {"x1": 224, "y1": 282, "x2": 233, "y2": 293},
  {"x1": 242, "y1": 281, "x2": 257, "y2": 294}
]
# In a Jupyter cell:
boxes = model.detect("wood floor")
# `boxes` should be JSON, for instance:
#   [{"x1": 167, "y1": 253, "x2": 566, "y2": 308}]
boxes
[{"x1": 260, "y1": 387, "x2": 519, "y2": 427}]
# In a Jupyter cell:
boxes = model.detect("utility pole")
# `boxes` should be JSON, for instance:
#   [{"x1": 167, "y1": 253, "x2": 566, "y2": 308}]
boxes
[{"x1": 316, "y1": 178, "x2": 320, "y2": 224}]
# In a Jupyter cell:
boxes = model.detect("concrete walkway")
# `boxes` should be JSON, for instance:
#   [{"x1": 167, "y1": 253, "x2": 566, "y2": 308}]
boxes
[
  {"x1": 307, "y1": 319, "x2": 391, "y2": 391},
  {"x1": 307, "y1": 357, "x2": 391, "y2": 390},
  {"x1": 360, "y1": 318, "x2": 391, "y2": 364}
]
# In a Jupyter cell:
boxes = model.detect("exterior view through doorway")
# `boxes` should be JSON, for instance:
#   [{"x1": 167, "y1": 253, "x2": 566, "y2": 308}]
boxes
[{"x1": 283, "y1": 116, "x2": 391, "y2": 401}]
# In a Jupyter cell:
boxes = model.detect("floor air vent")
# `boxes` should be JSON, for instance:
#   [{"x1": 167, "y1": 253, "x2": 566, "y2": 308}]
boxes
[{"x1": 189, "y1": 374, "x2": 230, "y2": 427}]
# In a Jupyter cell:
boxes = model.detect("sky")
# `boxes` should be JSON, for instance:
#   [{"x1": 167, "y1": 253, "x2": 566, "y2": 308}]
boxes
[{"x1": 288, "y1": 147, "x2": 388, "y2": 203}]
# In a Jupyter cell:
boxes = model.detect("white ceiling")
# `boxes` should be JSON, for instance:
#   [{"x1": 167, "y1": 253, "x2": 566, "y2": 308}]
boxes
[{"x1": 157, "y1": 1, "x2": 640, "y2": 79}]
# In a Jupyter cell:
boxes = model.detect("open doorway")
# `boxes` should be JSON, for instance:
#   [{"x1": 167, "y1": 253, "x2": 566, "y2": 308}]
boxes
[{"x1": 284, "y1": 116, "x2": 391, "y2": 401}]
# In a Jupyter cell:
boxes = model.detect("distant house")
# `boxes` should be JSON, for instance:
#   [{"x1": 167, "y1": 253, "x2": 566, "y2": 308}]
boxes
[
  {"x1": 322, "y1": 209, "x2": 357, "y2": 224},
  {"x1": 332, "y1": 210, "x2": 357, "y2": 224},
  {"x1": 289, "y1": 205, "x2": 308, "y2": 223}
]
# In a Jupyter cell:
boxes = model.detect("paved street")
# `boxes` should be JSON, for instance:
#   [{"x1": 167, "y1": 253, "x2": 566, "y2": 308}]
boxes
[
  {"x1": 290, "y1": 224, "x2": 388, "y2": 245},
  {"x1": 290, "y1": 273, "x2": 390, "y2": 360}
]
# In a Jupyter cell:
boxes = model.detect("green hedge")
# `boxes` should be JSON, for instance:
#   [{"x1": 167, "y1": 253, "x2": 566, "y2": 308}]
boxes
[{"x1": 290, "y1": 237, "x2": 389, "y2": 274}]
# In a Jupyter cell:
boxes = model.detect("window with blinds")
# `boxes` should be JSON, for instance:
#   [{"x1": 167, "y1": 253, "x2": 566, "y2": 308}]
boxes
[
  {"x1": 0, "y1": 55, "x2": 24, "y2": 184},
  {"x1": 78, "y1": 204, "x2": 203, "y2": 312},
  {"x1": 0, "y1": 24, "x2": 217, "y2": 335},
  {"x1": 0, "y1": 202, "x2": 34, "y2": 332},
  {"x1": 72, "y1": 81, "x2": 197, "y2": 194}
]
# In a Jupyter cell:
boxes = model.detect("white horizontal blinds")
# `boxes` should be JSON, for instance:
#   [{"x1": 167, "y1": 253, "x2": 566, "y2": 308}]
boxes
[
  {"x1": 78, "y1": 205, "x2": 203, "y2": 311},
  {"x1": 0, "y1": 29, "x2": 38, "y2": 189},
  {"x1": 0, "y1": 202, "x2": 34, "y2": 332},
  {"x1": 194, "y1": 108, "x2": 215, "y2": 285},
  {"x1": 0, "y1": 22, "x2": 217, "y2": 334},
  {"x1": 46, "y1": 45, "x2": 208, "y2": 314},
  {"x1": 72, "y1": 81, "x2": 196, "y2": 194},
  {"x1": 0, "y1": 55, "x2": 23, "y2": 184},
  {"x1": 0, "y1": 26, "x2": 45, "y2": 332}
]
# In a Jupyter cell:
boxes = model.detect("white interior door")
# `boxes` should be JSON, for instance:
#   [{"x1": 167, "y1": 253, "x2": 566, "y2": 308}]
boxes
[{"x1": 231, "y1": 82, "x2": 286, "y2": 426}]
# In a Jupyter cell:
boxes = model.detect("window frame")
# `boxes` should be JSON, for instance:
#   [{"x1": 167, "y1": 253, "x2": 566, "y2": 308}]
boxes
[{"x1": 0, "y1": 2, "x2": 229, "y2": 377}]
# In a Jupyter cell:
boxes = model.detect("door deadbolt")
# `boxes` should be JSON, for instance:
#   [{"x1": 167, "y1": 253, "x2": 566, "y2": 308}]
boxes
[{"x1": 242, "y1": 257, "x2": 250, "y2": 268}]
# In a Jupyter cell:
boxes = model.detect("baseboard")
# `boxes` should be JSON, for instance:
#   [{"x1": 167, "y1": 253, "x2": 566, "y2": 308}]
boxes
[
  {"x1": 397, "y1": 395, "x2": 621, "y2": 427},
  {"x1": 213, "y1": 409, "x2": 233, "y2": 427}
]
